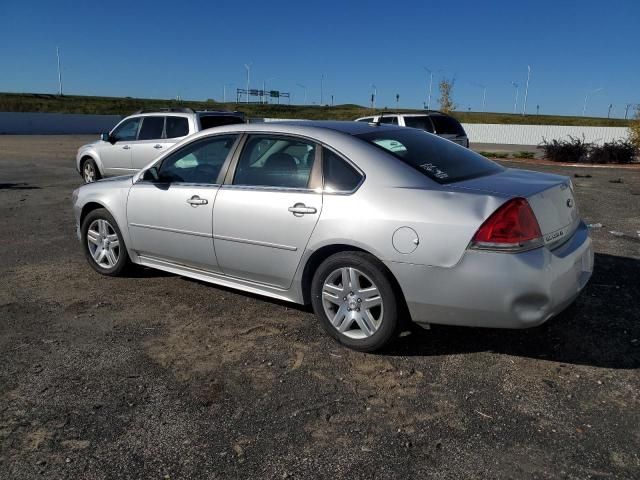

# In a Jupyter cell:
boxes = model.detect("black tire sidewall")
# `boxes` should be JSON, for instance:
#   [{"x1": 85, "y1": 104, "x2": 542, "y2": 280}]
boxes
[
  {"x1": 81, "y1": 208, "x2": 129, "y2": 276},
  {"x1": 311, "y1": 251, "x2": 398, "y2": 352}
]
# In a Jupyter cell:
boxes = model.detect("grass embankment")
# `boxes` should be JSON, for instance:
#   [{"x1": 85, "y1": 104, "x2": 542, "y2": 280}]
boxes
[{"x1": 0, "y1": 92, "x2": 631, "y2": 127}]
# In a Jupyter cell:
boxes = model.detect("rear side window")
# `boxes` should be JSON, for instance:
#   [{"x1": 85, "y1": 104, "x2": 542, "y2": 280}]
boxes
[
  {"x1": 430, "y1": 115, "x2": 466, "y2": 136},
  {"x1": 356, "y1": 129, "x2": 502, "y2": 184},
  {"x1": 233, "y1": 135, "x2": 317, "y2": 189},
  {"x1": 166, "y1": 116, "x2": 189, "y2": 138},
  {"x1": 356, "y1": 117, "x2": 373, "y2": 123},
  {"x1": 403, "y1": 116, "x2": 434, "y2": 133},
  {"x1": 379, "y1": 116, "x2": 398, "y2": 125},
  {"x1": 323, "y1": 148, "x2": 362, "y2": 192},
  {"x1": 138, "y1": 116, "x2": 164, "y2": 140},
  {"x1": 199, "y1": 115, "x2": 244, "y2": 130}
]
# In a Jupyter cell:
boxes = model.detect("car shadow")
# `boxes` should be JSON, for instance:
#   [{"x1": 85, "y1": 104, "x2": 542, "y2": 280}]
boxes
[
  {"x1": 0, "y1": 182, "x2": 41, "y2": 190},
  {"x1": 385, "y1": 252, "x2": 640, "y2": 370}
]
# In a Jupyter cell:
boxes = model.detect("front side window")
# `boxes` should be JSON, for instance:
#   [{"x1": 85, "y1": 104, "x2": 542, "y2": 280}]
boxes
[
  {"x1": 233, "y1": 135, "x2": 317, "y2": 189},
  {"x1": 356, "y1": 129, "x2": 502, "y2": 184},
  {"x1": 138, "y1": 116, "x2": 165, "y2": 140},
  {"x1": 165, "y1": 116, "x2": 189, "y2": 138},
  {"x1": 111, "y1": 117, "x2": 141, "y2": 142},
  {"x1": 404, "y1": 116, "x2": 435, "y2": 133},
  {"x1": 157, "y1": 135, "x2": 238, "y2": 183},
  {"x1": 323, "y1": 148, "x2": 362, "y2": 192}
]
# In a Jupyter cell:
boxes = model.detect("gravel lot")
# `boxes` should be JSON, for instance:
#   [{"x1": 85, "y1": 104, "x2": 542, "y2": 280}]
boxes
[{"x1": 1, "y1": 135, "x2": 639, "y2": 479}]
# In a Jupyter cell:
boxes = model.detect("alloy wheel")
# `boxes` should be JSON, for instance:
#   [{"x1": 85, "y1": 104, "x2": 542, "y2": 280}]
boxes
[
  {"x1": 86, "y1": 219, "x2": 120, "y2": 269},
  {"x1": 84, "y1": 162, "x2": 96, "y2": 183},
  {"x1": 321, "y1": 267, "x2": 384, "y2": 339}
]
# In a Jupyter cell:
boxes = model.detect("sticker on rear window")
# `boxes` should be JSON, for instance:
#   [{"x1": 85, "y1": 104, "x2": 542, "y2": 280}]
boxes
[{"x1": 419, "y1": 163, "x2": 449, "y2": 179}]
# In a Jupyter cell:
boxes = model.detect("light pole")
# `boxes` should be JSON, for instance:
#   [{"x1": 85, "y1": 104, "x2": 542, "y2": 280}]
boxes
[
  {"x1": 296, "y1": 84, "x2": 308, "y2": 105},
  {"x1": 511, "y1": 81, "x2": 519, "y2": 114},
  {"x1": 244, "y1": 63, "x2": 251, "y2": 104},
  {"x1": 263, "y1": 77, "x2": 276, "y2": 104},
  {"x1": 56, "y1": 46, "x2": 63, "y2": 96},
  {"x1": 423, "y1": 67, "x2": 442, "y2": 110},
  {"x1": 522, "y1": 65, "x2": 531, "y2": 116},
  {"x1": 582, "y1": 87, "x2": 603, "y2": 117},
  {"x1": 472, "y1": 83, "x2": 487, "y2": 112},
  {"x1": 371, "y1": 84, "x2": 377, "y2": 109}
]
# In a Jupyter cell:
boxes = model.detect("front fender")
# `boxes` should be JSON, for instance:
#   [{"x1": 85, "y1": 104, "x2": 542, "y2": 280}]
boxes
[{"x1": 76, "y1": 147, "x2": 105, "y2": 176}]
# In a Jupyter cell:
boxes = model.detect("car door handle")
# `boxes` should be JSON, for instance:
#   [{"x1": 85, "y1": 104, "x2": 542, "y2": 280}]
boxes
[
  {"x1": 153, "y1": 144, "x2": 163, "y2": 149},
  {"x1": 122, "y1": 145, "x2": 131, "y2": 150},
  {"x1": 288, "y1": 203, "x2": 317, "y2": 215},
  {"x1": 187, "y1": 195, "x2": 208, "y2": 206}
]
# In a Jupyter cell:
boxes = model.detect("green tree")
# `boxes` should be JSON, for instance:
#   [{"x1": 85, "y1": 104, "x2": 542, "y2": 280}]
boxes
[{"x1": 438, "y1": 78, "x2": 456, "y2": 114}]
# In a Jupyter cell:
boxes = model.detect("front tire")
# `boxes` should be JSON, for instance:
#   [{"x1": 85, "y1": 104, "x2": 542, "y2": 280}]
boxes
[
  {"x1": 82, "y1": 158, "x2": 101, "y2": 183},
  {"x1": 311, "y1": 251, "x2": 399, "y2": 352},
  {"x1": 81, "y1": 208, "x2": 130, "y2": 276}
]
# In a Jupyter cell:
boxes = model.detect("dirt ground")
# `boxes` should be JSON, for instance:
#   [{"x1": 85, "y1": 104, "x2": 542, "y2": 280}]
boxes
[{"x1": 1, "y1": 135, "x2": 639, "y2": 479}]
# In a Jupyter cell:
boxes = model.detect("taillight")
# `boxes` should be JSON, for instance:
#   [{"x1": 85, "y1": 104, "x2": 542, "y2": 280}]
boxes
[{"x1": 469, "y1": 198, "x2": 543, "y2": 252}]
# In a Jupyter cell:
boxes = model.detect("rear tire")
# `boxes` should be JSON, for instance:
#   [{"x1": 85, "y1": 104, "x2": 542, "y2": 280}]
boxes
[
  {"x1": 81, "y1": 208, "x2": 130, "y2": 276},
  {"x1": 311, "y1": 251, "x2": 399, "y2": 352},
  {"x1": 82, "y1": 158, "x2": 101, "y2": 183}
]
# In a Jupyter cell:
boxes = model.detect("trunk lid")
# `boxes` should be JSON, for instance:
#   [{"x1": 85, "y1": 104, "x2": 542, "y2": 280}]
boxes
[{"x1": 453, "y1": 168, "x2": 580, "y2": 245}]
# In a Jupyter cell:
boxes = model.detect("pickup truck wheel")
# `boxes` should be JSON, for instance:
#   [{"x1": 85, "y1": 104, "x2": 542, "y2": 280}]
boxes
[{"x1": 82, "y1": 158, "x2": 101, "y2": 183}]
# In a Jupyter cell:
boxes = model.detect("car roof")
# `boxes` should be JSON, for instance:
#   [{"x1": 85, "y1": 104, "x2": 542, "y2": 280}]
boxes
[{"x1": 268, "y1": 120, "x2": 402, "y2": 135}]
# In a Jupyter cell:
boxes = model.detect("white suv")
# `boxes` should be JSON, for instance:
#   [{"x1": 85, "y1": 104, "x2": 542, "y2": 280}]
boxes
[
  {"x1": 355, "y1": 111, "x2": 469, "y2": 148},
  {"x1": 76, "y1": 108, "x2": 245, "y2": 183}
]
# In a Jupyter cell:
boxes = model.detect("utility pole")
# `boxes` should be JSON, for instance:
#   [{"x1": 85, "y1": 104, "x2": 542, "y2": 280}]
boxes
[
  {"x1": 624, "y1": 103, "x2": 632, "y2": 119},
  {"x1": 320, "y1": 74, "x2": 324, "y2": 105},
  {"x1": 263, "y1": 77, "x2": 276, "y2": 105},
  {"x1": 522, "y1": 65, "x2": 531, "y2": 116},
  {"x1": 331, "y1": 95, "x2": 334, "y2": 107},
  {"x1": 371, "y1": 84, "x2": 377, "y2": 109},
  {"x1": 607, "y1": 103, "x2": 613, "y2": 118},
  {"x1": 396, "y1": 94, "x2": 400, "y2": 109},
  {"x1": 56, "y1": 47, "x2": 63, "y2": 96},
  {"x1": 423, "y1": 67, "x2": 434, "y2": 110},
  {"x1": 511, "y1": 81, "x2": 519, "y2": 114},
  {"x1": 244, "y1": 63, "x2": 251, "y2": 104}
]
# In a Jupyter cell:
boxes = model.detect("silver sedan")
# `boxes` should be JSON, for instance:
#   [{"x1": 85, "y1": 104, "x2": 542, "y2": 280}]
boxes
[{"x1": 72, "y1": 121, "x2": 593, "y2": 351}]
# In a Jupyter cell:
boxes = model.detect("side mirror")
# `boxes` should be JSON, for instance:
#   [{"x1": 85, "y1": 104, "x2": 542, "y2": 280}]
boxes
[
  {"x1": 101, "y1": 133, "x2": 115, "y2": 144},
  {"x1": 142, "y1": 166, "x2": 160, "y2": 182}
]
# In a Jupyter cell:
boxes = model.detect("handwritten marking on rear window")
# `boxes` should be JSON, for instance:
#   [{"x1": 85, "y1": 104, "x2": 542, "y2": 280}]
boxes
[{"x1": 419, "y1": 163, "x2": 449, "y2": 179}]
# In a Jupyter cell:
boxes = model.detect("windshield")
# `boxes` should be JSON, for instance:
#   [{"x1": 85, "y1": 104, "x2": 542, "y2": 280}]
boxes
[{"x1": 356, "y1": 129, "x2": 503, "y2": 184}]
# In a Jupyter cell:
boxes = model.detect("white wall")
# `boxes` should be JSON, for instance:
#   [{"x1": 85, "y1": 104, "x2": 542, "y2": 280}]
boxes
[
  {"x1": 461, "y1": 123, "x2": 629, "y2": 146},
  {"x1": 0, "y1": 112, "x2": 122, "y2": 134}
]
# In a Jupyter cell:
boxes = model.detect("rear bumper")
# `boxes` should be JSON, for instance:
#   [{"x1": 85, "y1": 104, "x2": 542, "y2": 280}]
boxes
[{"x1": 387, "y1": 221, "x2": 593, "y2": 329}]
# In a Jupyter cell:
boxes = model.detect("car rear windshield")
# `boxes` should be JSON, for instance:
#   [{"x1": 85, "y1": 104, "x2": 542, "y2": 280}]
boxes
[
  {"x1": 430, "y1": 115, "x2": 466, "y2": 136},
  {"x1": 356, "y1": 129, "x2": 503, "y2": 184},
  {"x1": 199, "y1": 115, "x2": 245, "y2": 130}
]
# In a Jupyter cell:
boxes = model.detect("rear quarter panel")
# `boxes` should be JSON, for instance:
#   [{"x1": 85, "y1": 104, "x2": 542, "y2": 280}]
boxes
[{"x1": 309, "y1": 182, "x2": 509, "y2": 268}]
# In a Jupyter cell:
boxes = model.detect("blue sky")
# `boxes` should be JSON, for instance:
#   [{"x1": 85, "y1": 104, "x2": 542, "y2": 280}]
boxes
[{"x1": 0, "y1": 0, "x2": 638, "y2": 117}]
